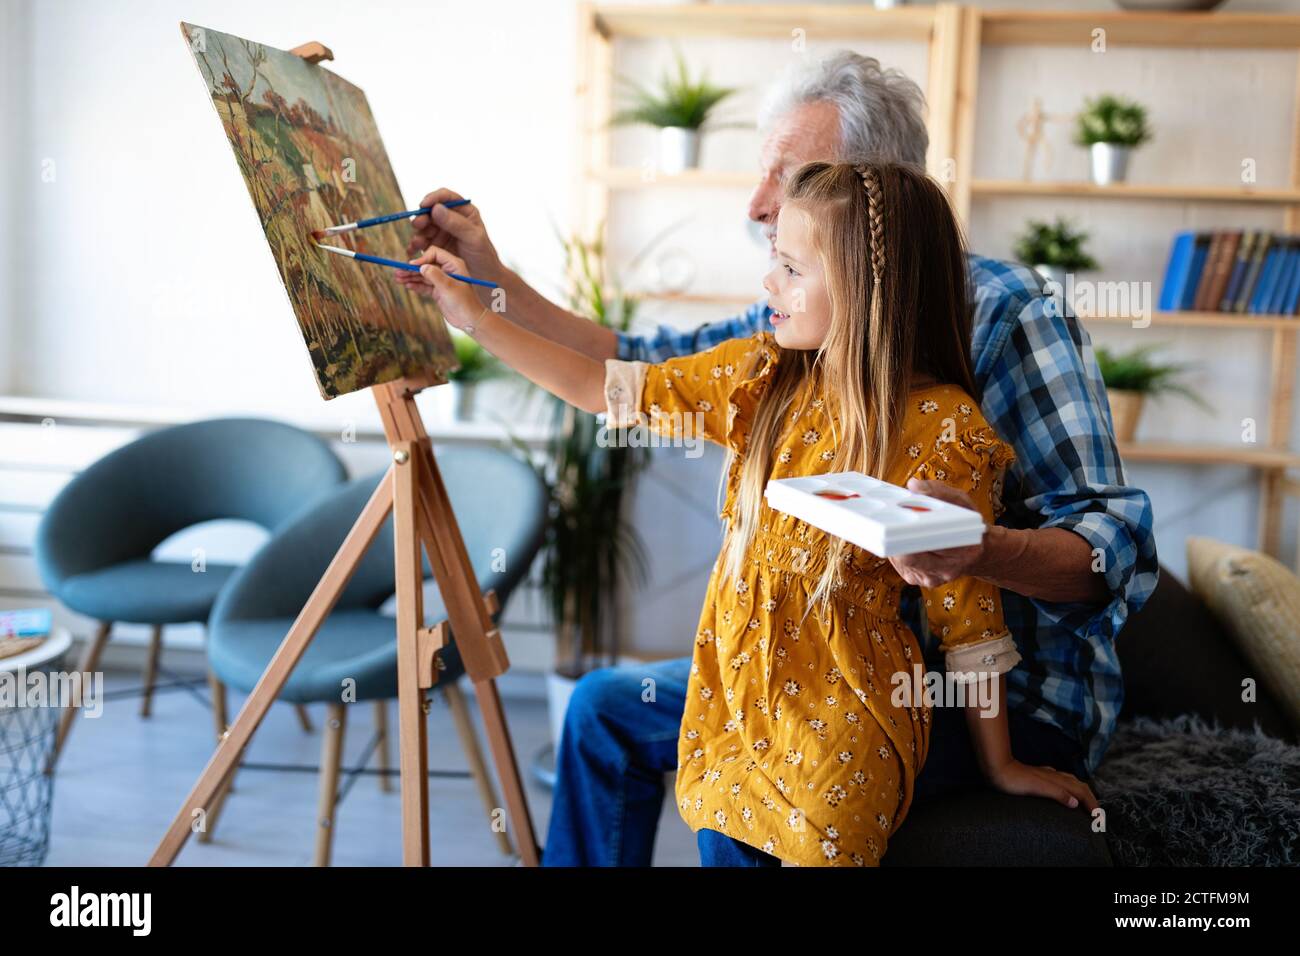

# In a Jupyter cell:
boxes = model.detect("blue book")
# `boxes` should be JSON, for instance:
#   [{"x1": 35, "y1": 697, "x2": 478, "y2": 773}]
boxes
[
  {"x1": 0, "y1": 607, "x2": 52, "y2": 637},
  {"x1": 1283, "y1": 245, "x2": 1300, "y2": 314},
  {"x1": 1179, "y1": 234, "x2": 1212, "y2": 311},
  {"x1": 1221, "y1": 231, "x2": 1258, "y2": 311},
  {"x1": 1251, "y1": 241, "x2": 1285, "y2": 313},
  {"x1": 1234, "y1": 233, "x2": 1273, "y2": 313},
  {"x1": 1267, "y1": 241, "x2": 1296, "y2": 314},
  {"x1": 1158, "y1": 231, "x2": 1198, "y2": 312}
]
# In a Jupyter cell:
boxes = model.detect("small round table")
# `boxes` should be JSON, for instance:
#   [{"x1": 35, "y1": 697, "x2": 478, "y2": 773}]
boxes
[{"x1": 0, "y1": 628, "x2": 72, "y2": 866}]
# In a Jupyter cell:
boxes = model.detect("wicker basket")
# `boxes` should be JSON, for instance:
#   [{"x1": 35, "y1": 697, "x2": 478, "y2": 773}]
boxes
[{"x1": 0, "y1": 635, "x2": 46, "y2": 661}]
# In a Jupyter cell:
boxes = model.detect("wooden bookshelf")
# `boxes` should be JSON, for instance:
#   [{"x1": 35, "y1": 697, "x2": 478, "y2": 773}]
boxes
[
  {"x1": 1119, "y1": 443, "x2": 1300, "y2": 470},
  {"x1": 590, "y1": 167, "x2": 754, "y2": 189},
  {"x1": 574, "y1": 4, "x2": 1300, "y2": 562},
  {"x1": 956, "y1": 8, "x2": 1300, "y2": 561},
  {"x1": 971, "y1": 180, "x2": 1300, "y2": 205},
  {"x1": 637, "y1": 290, "x2": 757, "y2": 305},
  {"x1": 593, "y1": 4, "x2": 935, "y2": 41},
  {"x1": 978, "y1": 10, "x2": 1300, "y2": 50},
  {"x1": 574, "y1": 2, "x2": 967, "y2": 237},
  {"x1": 1082, "y1": 311, "x2": 1299, "y2": 331}
]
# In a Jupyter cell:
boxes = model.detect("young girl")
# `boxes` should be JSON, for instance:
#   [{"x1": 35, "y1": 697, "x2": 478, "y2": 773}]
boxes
[{"x1": 399, "y1": 161, "x2": 1081, "y2": 867}]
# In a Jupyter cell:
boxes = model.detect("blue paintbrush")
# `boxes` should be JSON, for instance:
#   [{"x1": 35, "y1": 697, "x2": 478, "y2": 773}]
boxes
[
  {"x1": 312, "y1": 198, "x2": 472, "y2": 239},
  {"x1": 313, "y1": 240, "x2": 498, "y2": 288}
]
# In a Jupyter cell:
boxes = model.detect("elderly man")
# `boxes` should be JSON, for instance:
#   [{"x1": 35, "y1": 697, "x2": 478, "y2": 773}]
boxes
[{"x1": 410, "y1": 52, "x2": 1158, "y2": 867}]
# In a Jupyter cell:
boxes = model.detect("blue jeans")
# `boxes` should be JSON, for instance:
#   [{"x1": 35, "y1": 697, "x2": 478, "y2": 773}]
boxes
[
  {"x1": 697, "y1": 827, "x2": 781, "y2": 867},
  {"x1": 541, "y1": 654, "x2": 1087, "y2": 866}
]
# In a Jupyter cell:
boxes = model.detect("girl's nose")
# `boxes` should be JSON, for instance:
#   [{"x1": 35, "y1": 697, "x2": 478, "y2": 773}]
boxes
[{"x1": 761, "y1": 268, "x2": 776, "y2": 296}]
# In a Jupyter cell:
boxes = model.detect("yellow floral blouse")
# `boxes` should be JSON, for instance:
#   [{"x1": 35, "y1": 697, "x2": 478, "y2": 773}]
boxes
[{"x1": 604, "y1": 332, "x2": 1019, "y2": 866}]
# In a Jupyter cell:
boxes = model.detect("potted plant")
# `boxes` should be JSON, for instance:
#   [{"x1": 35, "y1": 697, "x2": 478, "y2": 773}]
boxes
[
  {"x1": 444, "y1": 331, "x2": 504, "y2": 421},
  {"x1": 1013, "y1": 217, "x2": 1099, "y2": 287},
  {"x1": 1095, "y1": 344, "x2": 1205, "y2": 442},
  {"x1": 521, "y1": 231, "x2": 651, "y2": 756},
  {"x1": 612, "y1": 49, "x2": 740, "y2": 174},
  {"x1": 1075, "y1": 94, "x2": 1151, "y2": 186}
]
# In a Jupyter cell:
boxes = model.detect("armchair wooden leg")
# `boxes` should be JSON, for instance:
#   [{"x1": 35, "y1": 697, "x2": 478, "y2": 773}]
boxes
[
  {"x1": 295, "y1": 704, "x2": 315, "y2": 733},
  {"x1": 206, "y1": 668, "x2": 235, "y2": 794},
  {"x1": 444, "y1": 681, "x2": 513, "y2": 856},
  {"x1": 140, "y1": 624, "x2": 163, "y2": 717},
  {"x1": 48, "y1": 621, "x2": 112, "y2": 772},
  {"x1": 314, "y1": 703, "x2": 347, "y2": 867},
  {"x1": 195, "y1": 757, "x2": 237, "y2": 844},
  {"x1": 373, "y1": 700, "x2": 392, "y2": 793},
  {"x1": 208, "y1": 671, "x2": 229, "y2": 740}
]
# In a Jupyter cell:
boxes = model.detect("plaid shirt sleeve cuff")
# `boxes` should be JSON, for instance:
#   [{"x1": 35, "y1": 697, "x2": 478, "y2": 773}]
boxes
[
  {"x1": 1036, "y1": 509, "x2": 1159, "y2": 642},
  {"x1": 614, "y1": 331, "x2": 643, "y2": 361}
]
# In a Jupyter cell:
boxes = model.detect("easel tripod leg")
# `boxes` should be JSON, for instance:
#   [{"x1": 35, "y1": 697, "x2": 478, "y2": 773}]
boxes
[
  {"x1": 473, "y1": 678, "x2": 540, "y2": 866},
  {"x1": 444, "y1": 681, "x2": 514, "y2": 856},
  {"x1": 392, "y1": 444, "x2": 431, "y2": 866}
]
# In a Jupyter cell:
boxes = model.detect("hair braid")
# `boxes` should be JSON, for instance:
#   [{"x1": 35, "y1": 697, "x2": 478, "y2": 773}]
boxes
[{"x1": 856, "y1": 164, "x2": 886, "y2": 285}]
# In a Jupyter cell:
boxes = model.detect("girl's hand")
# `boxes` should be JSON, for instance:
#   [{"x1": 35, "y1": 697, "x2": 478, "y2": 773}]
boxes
[
  {"x1": 393, "y1": 244, "x2": 484, "y2": 332},
  {"x1": 985, "y1": 759, "x2": 1100, "y2": 813},
  {"x1": 405, "y1": 188, "x2": 503, "y2": 281}
]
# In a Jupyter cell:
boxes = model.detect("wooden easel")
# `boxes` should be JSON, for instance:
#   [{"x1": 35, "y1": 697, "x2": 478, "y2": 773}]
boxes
[{"x1": 150, "y1": 40, "x2": 538, "y2": 867}]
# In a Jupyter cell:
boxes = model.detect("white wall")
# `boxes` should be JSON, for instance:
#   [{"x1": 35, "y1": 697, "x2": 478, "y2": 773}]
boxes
[
  {"x1": 0, "y1": 0, "x2": 30, "y2": 394},
  {"x1": 5, "y1": 0, "x2": 576, "y2": 424}
]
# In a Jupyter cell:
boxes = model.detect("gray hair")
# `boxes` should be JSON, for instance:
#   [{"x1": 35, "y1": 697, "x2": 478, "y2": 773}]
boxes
[{"x1": 758, "y1": 51, "x2": 929, "y2": 168}]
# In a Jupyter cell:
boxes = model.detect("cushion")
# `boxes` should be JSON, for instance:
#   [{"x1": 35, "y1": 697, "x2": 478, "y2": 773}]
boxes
[
  {"x1": 1116, "y1": 564, "x2": 1294, "y2": 740},
  {"x1": 1187, "y1": 537, "x2": 1300, "y2": 736},
  {"x1": 59, "y1": 559, "x2": 238, "y2": 624},
  {"x1": 209, "y1": 608, "x2": 465, "y2": 702},
  {"x1": 1093, "y1": 715, "x2": 1300, "y2": 866}
]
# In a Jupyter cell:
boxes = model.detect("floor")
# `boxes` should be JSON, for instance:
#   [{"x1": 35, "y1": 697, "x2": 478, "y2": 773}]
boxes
[{"x1": 44, "y1": 667, "x2": 699, "y2": 867}]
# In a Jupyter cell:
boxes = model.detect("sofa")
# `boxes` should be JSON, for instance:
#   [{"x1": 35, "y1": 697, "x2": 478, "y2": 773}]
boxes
[{"x1": 882, "y1": 565, "x2": 1296, "y2": 866}]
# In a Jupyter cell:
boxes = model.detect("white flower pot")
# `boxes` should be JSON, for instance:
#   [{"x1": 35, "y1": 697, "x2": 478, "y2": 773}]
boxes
[
  {"x1": 1090, "y1": 142, "x2": 1131, "y2": 186},
  {"x1": 1034, "y1": 263, "x2": 1064, "y2": 287},
  {"x1": 659, "y1": 126, "x2": 701, "y2": 175},
  {"x1": 453, "y1": 382, "x2": 477, "y2": 421}
]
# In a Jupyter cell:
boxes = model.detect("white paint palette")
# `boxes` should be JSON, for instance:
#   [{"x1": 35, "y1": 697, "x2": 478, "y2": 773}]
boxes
[{"x1": 764, "y1": 472, "x2": 986, "y2": 558}]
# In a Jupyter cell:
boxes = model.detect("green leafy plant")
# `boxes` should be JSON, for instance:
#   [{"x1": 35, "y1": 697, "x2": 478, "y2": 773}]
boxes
[
  {"x1": 612, "y1": 49, "x2": 739, "y2": 131},
  {"x1": 1013, "y1": 218, "x2": 1099, "y2": 271},
  {"x1": 1095, "y1": 345, "x2": 1206, "y2": 406},
  {"x1": 1074, "y1": 94, "x2": 1151, "y2": 148},
  {"x1": 447, "y1": 331, "x2": 503, "y2": 385}
]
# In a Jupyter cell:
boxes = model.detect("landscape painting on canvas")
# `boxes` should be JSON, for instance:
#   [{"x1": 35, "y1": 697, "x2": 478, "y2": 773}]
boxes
[{"x1": 181, "y1": 22, "x2": 457, "y2": 399}]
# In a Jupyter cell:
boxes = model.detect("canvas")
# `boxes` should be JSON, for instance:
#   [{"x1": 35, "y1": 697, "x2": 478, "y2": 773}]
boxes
[{"x1": 181, "y1": 22, "x2": 457, "y2": 399}]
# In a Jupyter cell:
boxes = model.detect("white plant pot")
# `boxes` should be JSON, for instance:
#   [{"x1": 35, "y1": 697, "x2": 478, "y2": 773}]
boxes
[
  {"x1": 546, "y1": 671, "x2": 580, "y2": 751},
  {"x1": 453, "y1": 382, "x2": 477, "y2": 421},
  {"x1": 1034, "y1": 263, "x2": 1064, "y2": 287},
  {"x1": 431, "y1": 381, "x2": 457, "y2": 423},
  {"x1": 659, "y1": 126, "x2": 701, "y2": 175},
  {"x1": 1090, "y1": 142, "x2": 1131, "y2": 186}
]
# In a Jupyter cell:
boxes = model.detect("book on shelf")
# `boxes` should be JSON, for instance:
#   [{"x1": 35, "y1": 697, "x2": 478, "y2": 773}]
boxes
[
  {"x1": 0, "y1": 607, "x2": 52, "y2": 639},
  {"x1": 1158, "y1": 229, "x2": 1300, "y2": 317}
]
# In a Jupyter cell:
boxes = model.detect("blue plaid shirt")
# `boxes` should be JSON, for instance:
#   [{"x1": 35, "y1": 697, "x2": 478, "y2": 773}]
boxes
[{"x1": 616, "y1": 253, "x2": 1159, "y2": 773}]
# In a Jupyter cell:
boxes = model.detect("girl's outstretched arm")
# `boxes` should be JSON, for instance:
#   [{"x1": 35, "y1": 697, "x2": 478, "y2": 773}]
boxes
[
  {"x1": 963, "y1": 676, "x2": 1099, "y2": 813},
  {"x1": 395, "y1": 244, "x2": 606, "y2": 414}
]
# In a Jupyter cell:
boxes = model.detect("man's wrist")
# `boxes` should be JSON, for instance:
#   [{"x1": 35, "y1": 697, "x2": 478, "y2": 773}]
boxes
[{"x1": 974, "y1": 525, "x2": 1028, "y2": 585}]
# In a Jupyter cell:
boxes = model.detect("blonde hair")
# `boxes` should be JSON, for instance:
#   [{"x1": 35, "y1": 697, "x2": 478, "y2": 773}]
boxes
[{"x1": 718, "y1": 161, "x2": 977, "y2": 610}]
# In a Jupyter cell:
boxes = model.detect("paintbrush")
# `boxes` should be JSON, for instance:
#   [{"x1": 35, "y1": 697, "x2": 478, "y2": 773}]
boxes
[
  {"x1": 310, "y1": 198, "x2": 472, "y2": 240},
  {"x1": 312, "y1": 239, "x2": 499, "y2": 288}
]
